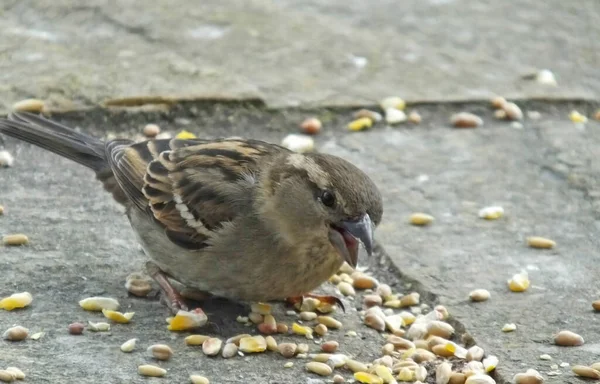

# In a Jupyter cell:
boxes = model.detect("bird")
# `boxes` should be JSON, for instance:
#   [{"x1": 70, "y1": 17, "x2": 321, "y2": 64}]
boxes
[{"x1": 0, "y1": 112, "x2": 383, "y2": 315}]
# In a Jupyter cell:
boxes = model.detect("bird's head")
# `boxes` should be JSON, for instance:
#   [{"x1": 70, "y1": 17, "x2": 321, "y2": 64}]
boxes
[{"x1": 259, "y1": 152, "x2": 383, "y2": 268}]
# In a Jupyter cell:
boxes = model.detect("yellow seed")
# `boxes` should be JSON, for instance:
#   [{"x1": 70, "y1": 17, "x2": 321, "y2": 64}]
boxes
[
  {"x1": 0, "y1": 292, "x2": 33, "y2": 311},
  {"x1": 3, "y1": 234, "x2": 29, "y2": 246},
  {"x1": 397, "y1": 367, "x2": 413, "y2": 382},
  {"x1": 572, "y1": 365, "x2": 600, "y2": 379},
  {"x1": 413, "y1": 348, "x2": 436, "y2": 363},
  {"x1": 248, "y1": 312, "x2": 264, "y2": 324},
  {"x1": 436, "y1": 361, "x2": 452, "y2": 384},
  {"x1": 554, "y1": 330, "x2": 584, "y2": 346},
  {"x1": 88, "y1": 321, "x2": 110, "y2": 332},
  {"x1": 278, "y1": 342, "x2": 298, "y2": 358},
  {"x1": 386, "y1": 335, "x2": 414, "y2": 350},
  {"x1": 202, "y1": 338, "x2": 223, "y2": 356},
  {"x1": 167, "y1": 309, "x2": 207, "y2": 331},
  {"x1": 346, "y1": 359, "x2": 369, "y2": 373},
  {"x1": 186, "y1": 334, "x2": 211, "y2": 346},
  {"x1": 251, "y1": 302, "x2": 272, "y2": 315},
  {"x1": 354, "y1": 372, "x2": 384, "y2": 384},
  {"x1": 317, "y1": 316, "x2": 342, "y2": 329},
  {"x1": 483, "y1": 355, "x2": 498, "y2": 372},
  {"x1": 190, "y1": 375, "x2": 210, "y2": 384},
  {"x1": 513, "y1": 369, "x2": 543, "y2": 384},
  {"x1": 284, "y1": 362, "x2": 294, "y2": 368},
  {"x1": 375, "y1": 365, "x2": 394, "y2": 383},
  {"x1": 306, "y1": 362, "x2": 333, "y2": 376},
  {"x1": 0, "y1": 370, "x2": 14, "y2": 383},
  {"x1": 478, "y1": 206, "x2": 504, "y2": 220},
  {"x1": 400, "y1": 292, "x2": 420, "y2": 307},
  {"x1": 347, "y1": 117, "x2": 373, "y2": 132},
  {"x1": 569, "y1": 110, "x2": 588, "y2": 123},
  {"x1": 102, "y1": 309, "x2": 134, "y2": 324},
  {"x1": 469, "y1": 289, "x2": 490, "y2": 302},
  {"x1": 222, "y1": 342, "x2": 238, "y2": 358},
  {"x1": 120, "y1": 338, "x2": 137, "y2": 352},
  {"x1": 494, "y1": 109, "x2": 507, "y2": 119},
  {"x1": 409, "y1": 213, "x2": 434, "y2": 226},
  {"x1": 3, "y1": 326, "x2": 28, "y2": 341},
  {"x1": 380, "y1": 97, "x2": 406, "y2": 111},
  {"x1": 329, "y1": 274, "x2": 342, "y2": 284},
  {"x1": 176, "y1": 130, "x2": 197, "y2": 139},
  {"x1": 297, "y1": 343, "x2": 309, "y2": 354},
  {"x1": 507, "y1": 272, "x2": 530, "y2": 292},
  {"x1": 399, "y1": 311, "x2": 416, "y2": 325},
  {"x1": 502, "y1": 323, "x2": 516, "y2": 332},
  {"x1": 432, "y1": 343, "x2": 455, "y2": 358},
  {"x1": 13, "y1": 98, "x2": 45, "y2": 113},
  {"x1": 338, "y1": 281, "x2": 356, "y2": 296},
  {"x1": 239, "y1": 335, "x2": 267, "y2": 353},
  {"x1": 314, "y1": 323, "x2": 328, "y2": 336},
  {"x1": 266, "y1": 335, "x2": 278, "y2": 351},
  {"x1": 138, "y1": 364, "x2": 166, "y2": 377},
  {"x1": 5, "y1": 367, "x2": 25, "y2": 380},
  {"x1": 293, "y1": 322, "x2": 314, "y2": 337},
  {"x1": 79, "y1": 297, "x2": 120, "y2": 312},
  {"x1": 300, "y1": 297, "x2": 321, "y2": 312},
  {"x1": 527, "y1": 236, "x2": 556, "y2": 249}
]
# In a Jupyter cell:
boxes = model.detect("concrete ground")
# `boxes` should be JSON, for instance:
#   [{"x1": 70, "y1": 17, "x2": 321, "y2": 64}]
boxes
[{"x1": 1, "y1": 0, "x2": 600, "y2": 383}]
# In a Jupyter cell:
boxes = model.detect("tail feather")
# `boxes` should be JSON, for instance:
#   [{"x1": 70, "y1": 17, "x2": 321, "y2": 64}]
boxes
[{"x1": 0, "y1": 112, "x2": 107, "y2": 172}]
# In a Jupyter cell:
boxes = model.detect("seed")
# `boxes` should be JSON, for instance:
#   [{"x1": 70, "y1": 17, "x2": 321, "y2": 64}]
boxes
[
  {"x1": 0, "y1": 205, "x2": 4, "y2": 215},
  {"x1": 338, "y1": 282, "x2": 356, "y2": 296},
  {"x1": 399, "y1": 311, "x2": 416, "y2": 325},
  {"x1": 507, "y1": 272, "x2": 530, "y2": 292},
  {"x1": 554, "y1": 330, "x2": 584, "y2": 346},
  {"x1": 297, "y1": 343, "x2": 309, "y2": 354},
  {"x1": 265, "y1": 335, "x2": 278, "y2": 351},
  {"x1": 222, "y1": 342, "x2": 238, "y2": 358},
  {"x1": 466, "y1": 346, "x2": 484, "y2": 361},
  {"x1": 3, "y1": 326, "x2": 28, "y2": 341},
  {"x1": 138, "y1": 364, "x2": 166, "y2": 377},
  {"x1": 2, "y1": 234, "x2": 28, "y2": 246},
  {"x1": 0, "y1": 370, "x2": 14, "y2": 383},
  {"x1": 167, "y1": 309, "x2": 207, "y2": 331},
  {"x1": 300, "y1": 311, "x2": 318, "y2": 321},
  {"x1": 306, "y1": 362, "x2": 332, "y2": 376},
  {"x1": 346, "y1": 359, "x2": 369, "y2": 373},
  {"x1": 321, "y1": 341, "x2": 339, "y2": 353},
  {"x1": 427, "y1": 321, "x2": 454, "y2": 339},
  {"x1": 124, "y1": 273, "x2": 152, "y2": 297},
  {"x1": 300, "y1": 118, "x2": 322, "y2": 135},
  {"x1": 348, "y1": 117, "x2": 373, "y2": 132},
  {"x1": 406, "y1": 322, "x2": 428, "y2": 340},
  {"x1": 364, "y1": 313, "x2": 385, "y2": 332},
  {"x1": 449, "y1": 372, "x2": 466, "y2": 384},
  {"x1": 409, "y1": 213, "x2": 434, "y2": 226},
  {"x1": 384, "y1": 314, "x2": 405, "y2": 333},
  {"x1": 494, "y1": 109, "x2": 507, "y2": 119},
  {"x1": 385, "y1": 108, "x2": 407, "y2": 124},
  {"x1": 186, "y1": 334, "x2": 211, "y2": 346},
  {"x1": 143, "y1": 124, "x2": 161, "y2": 138},
  {"x1": 330, "y1": 275, "x2": 342, "y2": 284},
  {"x1": 451, "y1": 112, "x2": 483, "y2": 128},
  {"x1": 190, "y1": 375, "x2": 210, "y2": 384},
  {"x1": 363, "y1": 295, "x2": 383, "y2": 308},
  {"x1": 436, "y1": 361, "x2": 452, "y2": 384},
  {"x1": 292, "y1": 322, "x2": 313, "y2": 338},
  {"x1": 408, "y1": 111, "x2": 422, "y2": 124},
  {"x1": 30, "y1": 331, "x2": 44, "y2": 340},
  {"x1": 175, "y1": 130, "x2": 196, "y2": 139},
  {"x1": 102, "y1": 309, "x2": 134, "y2": 324},
  {"x1": 5, "y1": 367, "x2": 24, "y2": 380},
  {"x1": 569, "y1": 110, "x2": 587, "y2": 124},
  {"x1": 354, "y1": 372, "x2": 383, "y2": 384},
  {"x1": 277, "y1": 323, "x2": 289, "y2": 333},
  {"x1": 300, "y1": 297, "x2": 321, "y2": 312},
  {"x1": 381, "y1": 343, "x2": 394, "y2": 356},
  {"x1": 333, "y1": 374, "x2": 345, "y2": 383},
  {"x1": 527, "y1": 236, "x2": 556, "y2": 249},
  {"x1": 239, "y1": 335, "x2": 267, "y2": 353},
  {"x1": 592, "y1": 301, "x2": 600, "y2": 311},
  {"x1": 281, "y1": 134, "x2": 315, "y2": 153},
  {"x1": 202, "y1": 338, "x2": 222, "y2": 356},
  {"x1": 147, "y1": 344, "x2": 173, "y2": 360},
  {"x1": 490, "y1": 96, "x2": 507, "y2": 109},
  {"x1": 375, "y1": 365, "x2": 394, "y2": 382},
  {"x1": 0, "y1": 292, "x2": 33, "y2": 311},
  {"x1": 318, "y1": 316, "x2": 342, "y2": 329},
  {"x1": 354, "y1": 109, "x2": 383, "y2": 122},
  {"x1": 413, "y1": 348, "x2": 436, "y2": 363},
  {"x1": 311, "y1": 324, "x2": 327, "y2": 337},
  {"x1": 432, "y1": 344, "x2": 455, "y2": 358},
  {"x1": 573, "y1": 365, "x2": 600, "y2": 379},
  {"x1": 502, "y1": 323, "x2": 516, "y2": 332},
  {"x1": 248, "y1": 312, "x2": 264, "y2": 324},
  {"x1": 380, "y1": 97, "x2": 406, "y2": 111},
  {"x1": 376, "y1": 284, "x2": 392, "y2": 299},
  {"x1": 478, "y1": 206, "x2": 504, "y2": 220},
  {"x1": 513, "y1": 369, "x2": 544, "y2": 384},
  {"x1": 88, "y1": 321, "x2": 110, "y2": 332},
  {"x1": 236, "y1": 316, "x2": 248, "y2": 323},
  {"x1": 120, "y1": 338, "x2": 137, "y2": 352},
  {"x1": 387, "y1": 335, "x2": 415, "y2": 350},
  {"x1": 258, "y1": 314, "x2": 277, "y2": 334},
  {"x1": 539, "y1": 354, "x2": 552, "y2": 360},
  {"x1": 469, "y1": 289, "x2": 490, "y2": 302},
  {"x1": 68, "y1": 322, "x2": 84, "y2": 335},
  {"x1": 278, "y1": 342, "x2": 298, "y2": 358},
  {"x1": 502, "y1": 102, "x2": 523, "y2": 121},
  {"x1": 251, "y1": 302, "x2": 272, "y2": 315},
  {"x1": 464, "y1": 373, "x2": 495, "y2": 384},
  {"x1": 13, "y1": 98, "x2": 45, "y2": 113},
  {"x1": 398, "y1": 367, "x2": 413, "y2": 381},
  {"x1": 400, "y1": 292, "x2": 420, "y2": 307},
  {"x1": 79, "y1": 297, "x2": 120, "y2": 312},
  {"x1": 482, "y1": 355, "x2": 498, "y2": 372}
]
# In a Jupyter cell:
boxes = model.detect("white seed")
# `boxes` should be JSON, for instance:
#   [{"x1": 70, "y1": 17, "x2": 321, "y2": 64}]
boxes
[
  {"x1": 5, "y1": 367, "x2": 24, "y2": 380},
  {"x1": 317, "y1": 316, "x2": 342, "y2": 329},
  {"x1": 539, "y1": 354, "x2": 552, "y2": 360},
  {"x1": 436, "y1": 361, "x2": 452, "y2": 384},
  {"x1": 87, "y1": 321, "x2": 110, "y2": 332},
  {"x1": 408, "y1": 111, "x2": 422, "y2": 124},
  {"x1": 2, "y1": 234, "x2": 28, "y2": 246},
  {"x1": 467, "y1": 346, "x2": 485, "y2": 361},
  {"x1": 527, "y1": 236, "x2": 556, "y2": 249},
  {"x1": 400, "y1": 292, "x2": 420, "y2": 307},
  {"x1": 513, "y1": 369, "x2": 544, "y2": 384},
  {"x1": 502, "y1": 102, "x2": 523, "y2": 121},
  {"x1": 380, "y1": 97, "x2": 406, "y2": 111},
  {"x1": 502, "y1": 323, "x2": 517, "y2": 332},
  {"x1": 376, "y1": 284, "x2": 392, "y2": 299},
  {"x1": 222, "y1": 342, "x2": 238, "y2": 358},
  {"x1": 494, "y1": 109, "x2": 507, "y2": 119},
  {"x1": 120, "y1": 338, "x2": 137, "y2": 352},
  {"x1": 427, "y1": 321, "x2": 455, "y2": 339},
  {"x1": 572, "y1": 365, "x2": 600, "y2": 379},
  {"x1": 450, "y1": 112, "x2": 483, "y2": 128},
  {"x1": 143, "y1": 124, "x2": 161, "y2": 138},
  {"x1": 354, "y1": 109, "x2": 383, "y2": 122},
  {"x1": 314, "y1": 323, "x2": 328, "y2": 336},
  {"x1": 189, "y1": 375, "x2": 210, "y2": 384},
  {"x1": 265, "y1": 335, "x2": 278, "y2": 351},
  {"x1": 306, "y1": 362, "x2": 332, "y2": 376},
  {"x1": 12, "y1": 98, "x2": 45, "y2": 112},
  {"x1": 338, "y1": 282, "x2": 356, "y2": 296},
  {"x1": 147, "y1": 344, "x2": 174, "y2": 360},
  {"x1": 0, "y1": 370, "x2": 14, "y2": 383},
  {"x1": 464, "y1": 373, "x2": 495, "y2": 384},
  {"x1": 279, "y1": 343, "x2": 298, "y2": 358},
  {"x1": 409, "y1": 213, "x2": 434, "y2": 226},
  {"x1": 490, "y1": 96, "x2": 507, "y2": 109},
  {"x1": 281, "y1": 134, "x2": 315, "y2": 153},
  {"x1": 202, "y1": 338, "x2": 223, "y2": 356},
  {"x1": 364, "y1": 313, "x2": 385, "y2": 332},
  {"x1": 554, "y1": 330, "x2": 584, "y2": 346},
  {"x1": 30, "y1": 331, "x2": 44, "y2": 340},
  {"x1": 536, "y1": 69, "x2": 557, "y2": 86},
  {"x1": 384, "y1": 314, "x2": 404, "y2": 333},
  {"x1": 333, "y1": 374, "x2": 345, "y2": 383},
  {"x1": 469, "y1": 289, "x2": 490, "y2": 302},
  {"x1": 3, "y1": 326, "x2": 28, "y2": 341},
  {"x1": 79, "y1": 297, "x2": 120, "y2": 311},
  {"x1": 0, "y1": 151, "x2": 14, "y2": 167},
  {"x1": 483, "y1": 355, "x2": 498, "y2": 372},
  {"x1": 385, "y1": 108, "x2": 407, "y2": 124},
  {"x1": 300, "y1": 311, "x2": 318, "y2": 321},
  {"x1": 284, "y1": 362, "x2": 294, "y2": 368},
  {"x1": 363, "y1": 294, "x2": 383, "y2": 308},
  {"x1": 186, "y1": 334, "x2": 211, "y2": 346},
  {"x1": 478, "y1": 206, "x2": 504, "y2": 220},
  {"x1": 125, "y1": 273, "x2": 152, "y2": 297},
  {"x1": 138, "y1": 364, "x2": 166, "y2": 377}
]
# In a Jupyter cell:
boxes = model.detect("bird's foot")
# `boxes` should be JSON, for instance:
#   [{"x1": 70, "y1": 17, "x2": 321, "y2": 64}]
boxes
[
  {"x1": 286, "y1": 293, "x2": 345, "y2": 313},
  {"x1": 146, "y1": 261, "x2": 189, "y2": 314}
]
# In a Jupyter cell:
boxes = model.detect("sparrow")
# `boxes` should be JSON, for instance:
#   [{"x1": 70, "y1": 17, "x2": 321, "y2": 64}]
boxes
[{"x1": 0, "y1": 112, "x2": 383, "y2": 314}]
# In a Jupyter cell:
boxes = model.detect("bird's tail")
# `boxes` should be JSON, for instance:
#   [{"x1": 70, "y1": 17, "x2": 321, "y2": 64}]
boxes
[{"x1": 0, "y1": 112, "x2": 108, "y2": 172}]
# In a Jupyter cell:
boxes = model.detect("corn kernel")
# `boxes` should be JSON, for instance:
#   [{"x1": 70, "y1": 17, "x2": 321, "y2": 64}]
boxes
[
  {"x1": 239, "y1": 336, "x2": 267, "y2": 353},
  {"x1": 176, "y1": 130, "x2": 197, "y2": 139},
  {"x1": 251, "y1": 302, "x2": 272, "y2": 315},
  {"x1": 507, "y1": 272, "x2": 530, "y2": 292},
  {"x1": 569, "y1": 110, "x2": 587, "y2": 123},
  {"x1": 347, "y1": 117, "x2": 373, "y2": 132},
  {"x1": 0, "y1": 292, "x2": 33, "y2": 311},
  {"x1": 79, "y1": 297, "x2": 120, "y2": 312},
  {"x1": 354, "y1": 371, "x2": 384, "y2": 384},
  {"x1": 102, "y1": 309, "x2": 134, "y2": 324},
  {"x1": 167, "y1": 309, "x2": 207, "y2": 331},
  {"x1": 292, "y1": 322, "x2": 313, "y2": 337}
]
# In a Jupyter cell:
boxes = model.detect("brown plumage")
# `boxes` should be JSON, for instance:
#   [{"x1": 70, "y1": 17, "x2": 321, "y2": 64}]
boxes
[{"x1": 0, "y1": 112, "x2": 383, "y2": 313}]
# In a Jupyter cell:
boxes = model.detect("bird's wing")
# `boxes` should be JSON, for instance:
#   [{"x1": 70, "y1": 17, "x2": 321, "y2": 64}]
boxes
[{"x1": 106, "y1": 137, "x2": 289, "y2": 250}]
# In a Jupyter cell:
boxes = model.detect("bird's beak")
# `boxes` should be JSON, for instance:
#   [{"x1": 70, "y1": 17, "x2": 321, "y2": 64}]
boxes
[{"x1": 328, "y1": 213, "x2": 375, "y2": 269}]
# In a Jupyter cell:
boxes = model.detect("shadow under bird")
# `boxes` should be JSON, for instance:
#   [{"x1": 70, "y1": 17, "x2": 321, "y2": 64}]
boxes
[{"x1": 0, "y1": 112, "x2": 383, "y2": 315}]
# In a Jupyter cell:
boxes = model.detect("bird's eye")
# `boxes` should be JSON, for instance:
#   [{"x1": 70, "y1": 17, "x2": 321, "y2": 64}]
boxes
[{"x1": 320, "y1": 190, "x2": 336, "y2": 207}]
